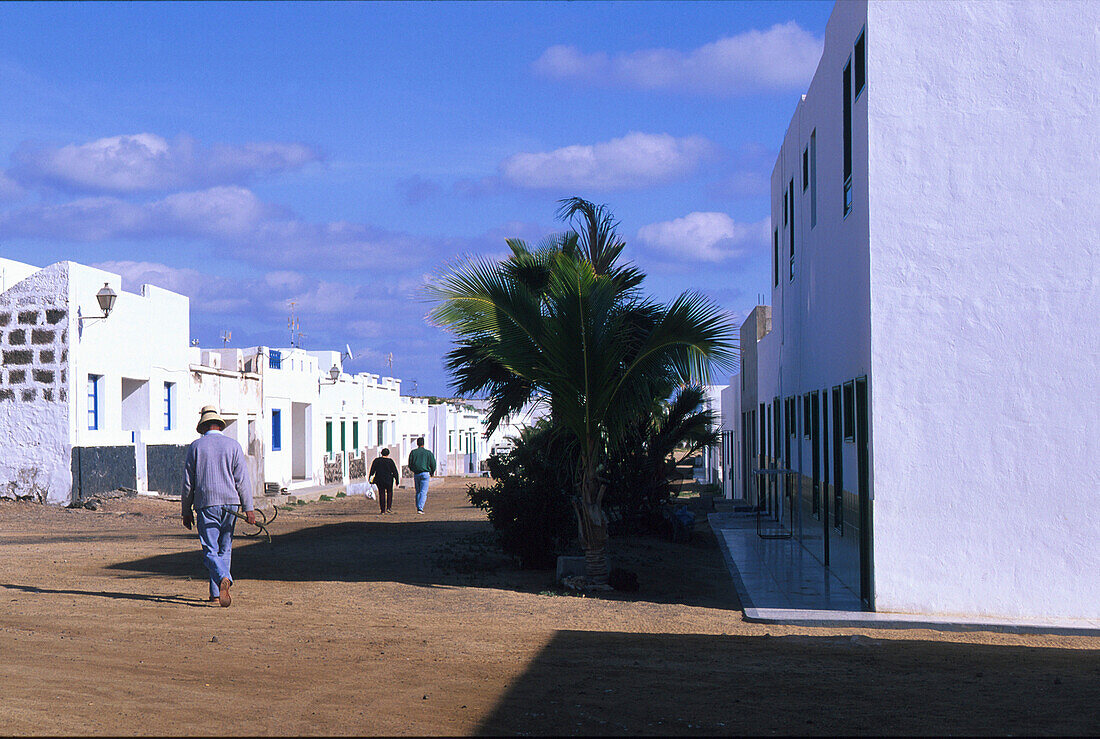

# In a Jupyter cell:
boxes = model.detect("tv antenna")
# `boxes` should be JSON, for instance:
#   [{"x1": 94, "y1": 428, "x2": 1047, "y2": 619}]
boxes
[
  {"x1": 385, "y1": 352, "x2": 394, "y2": 370},
  {"x1": 411, "y1": 378, "x2": 418, "y2": 394},
  {"x1": 221, "y1": 330, "x2": 231, "y2": 346},
  {"x1": 287, "y1": 301, "x2": 301, "y2": 347}
]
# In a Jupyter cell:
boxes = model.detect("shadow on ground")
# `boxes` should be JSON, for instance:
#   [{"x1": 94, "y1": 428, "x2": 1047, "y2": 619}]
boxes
[
  {"x1": 104, "y1": 514, "x2": 738, "y2": 609},
  {"x1": 477, "y1": 630, "x2": 1100, "y2": 736},
  {"x1": 0, "y1": 581, "x2": 210, "y2": 607}
]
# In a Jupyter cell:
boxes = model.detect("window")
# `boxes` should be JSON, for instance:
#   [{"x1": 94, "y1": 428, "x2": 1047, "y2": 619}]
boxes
[
  {"x1": 854, "y1": 28, "x2": 866, "y2": 99},
  {"x1": 843, "y1": 381, "x2": 855, "y2": 442},
  {"x1": 803, "y1": 394, "x2": 811, "y2": 439},
  {"x1": 271, "y1": 409, "x2": 282, "y2": 451},
  {"x1": 163, "y1": 382, "x2": 174, "y2": 430},
  {"x1": 810, "y1": 130, "x2": 818, "y2": 228},
  {"x1": 353, "y1": 421, "x2": 359, "y2": 450},
  {"x1": 87, "y1": 375, "x2": 101, "y2": 430},
  {"x1": 268, "y1": 349, "x2": 282, "y2": 369},
  {"x1": 788, "y1": 179, "x2": 796, "y2": 280},
  {"x1": 340, "y1": 421, "x2": 346, "y2": 452},
  {"x1": 772, "y1": 229, "x2": 779, "y2": 287},
  {"x1": 325, "y1": 421, "x2": 333, "y2": 454},
  {"x1": 843, "y1": 57, "x2": 853, "y2": 217},
  {"x1": 377, "y1": 419, "x2": 385, "y2": 446},
  {"x1": 783, "y1": 189, "x2": 788, "y2": 226},
  {"x1": 802, "y1": 148, "x2": 809, "y2": 192}
]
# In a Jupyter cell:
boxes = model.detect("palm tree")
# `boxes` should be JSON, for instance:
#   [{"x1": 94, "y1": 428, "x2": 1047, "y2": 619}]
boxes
[
  {"x1": 428, "y1": 198, "x2": 736, "y2": 585},
  {"x1": 604, "y1": 384, "x2": 721, "y2": 533}
]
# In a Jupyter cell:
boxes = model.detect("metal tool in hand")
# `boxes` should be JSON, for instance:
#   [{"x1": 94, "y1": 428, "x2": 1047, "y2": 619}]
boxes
[{"x1": 229, "y1": 506, "x2": 278, "y2": 544}]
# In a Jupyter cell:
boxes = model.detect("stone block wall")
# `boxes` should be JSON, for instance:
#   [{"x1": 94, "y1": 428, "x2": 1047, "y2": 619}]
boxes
[
  {"x1": 0, "y1": 262, "x2": 73, "y2": 503},
  {"x1": 348, "y1": 454, "x2": 366, "y2": 481},
  {"x1": 324, "y1": 453, "x2": 343, "y2": 485},
  {"x1": 0, "y1": 305, "x2": 68, "y2": 405}
]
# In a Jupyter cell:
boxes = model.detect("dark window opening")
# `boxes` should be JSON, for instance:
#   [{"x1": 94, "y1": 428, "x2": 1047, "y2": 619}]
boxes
[
  {"x1": 271, "y1": 409, "x2": 282, "y2": 451},
  {"x1": 843, "y1": 57, "x2": 853, "y2": 217},
  {"x1": 802, "y1": 148, "x2": 809, "y2": 191},
  {"x1": 803, "y1": 394, "x2": 811, "y2": 439},
  {"x1": 854, "y1": 28, "x2": 866, "y2": 99},
  {"x1": 810, "y1": 130, "x2": 818, "y2": 228},
  {"x1": 325, "y1": 421, "x2": 333, "y2": 455},
  {"x1": 832, "y1": 386, "x2": 844, "y2": 533},
  {"x1": 773, "y1": 229, "x2": 779, "y2": 286},
  {"x1": 788, "y1": 179, "x2": 795, "y2": 280},
  {"x1": 811, "y1": 392, "x2": 820, "y2": 518},
  {"x1": 843, "y1": 381, "x2": 856, "y2": 442}
]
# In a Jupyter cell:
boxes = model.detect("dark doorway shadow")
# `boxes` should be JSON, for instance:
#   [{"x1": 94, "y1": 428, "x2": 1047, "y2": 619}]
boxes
[
  {"x1": 0, "y1": 581, "x2": 210, "y2": 608},
  {"x1": 477, "y1": 630, "x2": 1100, "y2": 736}
]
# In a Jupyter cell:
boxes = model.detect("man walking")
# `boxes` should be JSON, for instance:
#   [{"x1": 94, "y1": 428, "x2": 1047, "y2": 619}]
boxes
[
  {"x1": 182, "y1": 405, "x2": 255, "y2": 607},
  {"x1": 368, "y1": 447, "x2": 400, "y2": 514},
  {"x1": 407, "y1": 437, "x2": 436, "y2": 514}
]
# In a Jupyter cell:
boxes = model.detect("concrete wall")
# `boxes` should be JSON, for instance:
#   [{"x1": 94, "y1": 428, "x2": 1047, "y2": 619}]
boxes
[
  {"x1": 0, "y1": 262, "x2": 73, "y2": 503},
  {"x1": 866, "y1": 0, "x2": 1100, "y2": 619}
]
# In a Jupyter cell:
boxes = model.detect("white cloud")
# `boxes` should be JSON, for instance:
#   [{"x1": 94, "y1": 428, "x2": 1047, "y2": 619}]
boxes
[
  {"x1": 0, "y1": 171, "x2": 25, "y2": 201},
  {"x1": 533, "y1": 22, "x2": 822, "y2": 96},
  {"x1": 0, "y1": 186, "x2": 427, "y2": 269},
  {"x1": 499, "y1": 132, "x2": 715, "y2": 190},
  {"x1": 11, "y1": 133, "x2": 319, "y2": 193},
  {"x1": 92, "y1": 258, "x2": 443, "y2": 383},
  {"x1": 636, "y1": 212, "x2": 769, "y2": 262}
]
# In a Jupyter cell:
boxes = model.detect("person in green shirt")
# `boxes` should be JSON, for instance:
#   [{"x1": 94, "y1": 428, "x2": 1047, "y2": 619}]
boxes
[{"x1": 407, "y1": 437, "x2": 437, "y2": 514}]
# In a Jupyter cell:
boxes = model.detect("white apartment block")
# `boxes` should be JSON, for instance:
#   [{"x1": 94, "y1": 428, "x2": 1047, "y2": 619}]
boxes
[
  {"x1": 727, "y1": 0, "x2": 1099, "y2": 621},
  {"x1": 1, "y1": 257, "x2": 492, "y2": 503}
]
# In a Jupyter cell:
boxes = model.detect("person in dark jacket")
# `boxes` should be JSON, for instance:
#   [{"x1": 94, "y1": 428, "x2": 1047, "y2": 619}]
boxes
[{"x1": 369, "y1": 448, "x2": 400, "y2": 514}]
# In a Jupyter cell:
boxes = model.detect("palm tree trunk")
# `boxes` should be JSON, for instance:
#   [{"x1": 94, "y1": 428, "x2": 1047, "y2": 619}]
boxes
[{"x1": 574, "y1": 455, "x2": 610, "y2": 586}]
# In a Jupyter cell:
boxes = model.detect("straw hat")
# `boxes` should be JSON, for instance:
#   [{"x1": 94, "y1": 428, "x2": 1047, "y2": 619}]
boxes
[{"x1": 196, "y1": 405, "x2": 226, "y2": 433}]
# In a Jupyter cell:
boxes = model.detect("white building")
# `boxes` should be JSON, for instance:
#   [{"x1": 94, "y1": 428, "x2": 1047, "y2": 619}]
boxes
[
  {"x1": 428, "y1": 400, "x2": 489, "y2": 476},
  {"x1": 719, "y1": 377, "x2": 741, "y2": 500},
  {"x1": 728, "y1": 0, "x2": 1099, "y2": 620},
  {"x1": 1, "y1": 256, "x2": 492, "y2": 503},
  {"x1": 1, "y1": 258, "x2": 199, "y2": 502}
]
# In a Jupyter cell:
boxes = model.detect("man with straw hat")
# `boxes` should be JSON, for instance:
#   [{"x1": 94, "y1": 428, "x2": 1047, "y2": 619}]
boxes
[{"x1": 182, "y1": 405, "x2": 255, "y2": 607}]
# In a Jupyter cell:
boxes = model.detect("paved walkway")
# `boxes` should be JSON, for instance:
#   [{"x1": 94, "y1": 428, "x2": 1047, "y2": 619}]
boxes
[{"x1": 709, "y1": 511, "x2": 1100, "y2": 636}]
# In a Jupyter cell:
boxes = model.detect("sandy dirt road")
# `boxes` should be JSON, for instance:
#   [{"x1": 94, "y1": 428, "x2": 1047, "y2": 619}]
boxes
[{"x1": 1, "y1": 479, "x2": 1098, "y2": 736}]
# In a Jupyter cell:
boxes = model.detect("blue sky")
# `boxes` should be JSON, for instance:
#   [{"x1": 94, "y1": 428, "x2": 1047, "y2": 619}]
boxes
[{"x1": 0, "y1": 1, "x2": 833, "y2": 395}]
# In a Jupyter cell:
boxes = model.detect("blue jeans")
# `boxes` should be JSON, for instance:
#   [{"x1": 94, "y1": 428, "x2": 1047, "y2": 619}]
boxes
[
  {"x1": 414, "y1": 472, "x2": 430, "y2": 511},
  {"x1": 197, "y1": 504, "x2": 238, "y2": 598}
]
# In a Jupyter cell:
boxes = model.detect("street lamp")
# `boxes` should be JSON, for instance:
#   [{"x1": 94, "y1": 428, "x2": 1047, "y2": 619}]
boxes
[
  {"x1": 79, "y1": 282, "x2": 118, "y2": 329},
  {"x1": 319, "y1": 364, "x2": 341, "y2": 386}
]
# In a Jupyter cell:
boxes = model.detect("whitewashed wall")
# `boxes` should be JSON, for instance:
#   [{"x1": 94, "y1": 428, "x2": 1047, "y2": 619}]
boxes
[
  {"x1": 259, "y1": 347, "x2": 322, "y2": 488},
  {"x1": 866, "y1": 0, "x2": 1100, "y2": 619},
  {"x1": 0, "y1": 262, "x2": 72, "y2": 503},
  {"x1": 69, "y1": 262, "x2": 194, "y2": 450}
]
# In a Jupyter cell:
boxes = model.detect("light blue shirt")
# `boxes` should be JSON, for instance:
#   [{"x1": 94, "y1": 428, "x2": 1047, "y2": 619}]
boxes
[{"x1": 182, "y1": 430, "x2": 254, "y2": 514}]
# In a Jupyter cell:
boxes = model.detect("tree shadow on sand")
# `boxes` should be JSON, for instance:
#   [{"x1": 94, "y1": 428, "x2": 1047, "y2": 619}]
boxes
[{"x1": 104, "y1": 517, "x2": 737, "y2": 609}]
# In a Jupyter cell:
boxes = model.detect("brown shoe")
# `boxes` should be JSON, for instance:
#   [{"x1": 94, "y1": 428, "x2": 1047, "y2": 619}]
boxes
[
  {"x1": 207, "y1": 597, "x2": 220, "y2": 605},
  {"x1": 218, "y1": 578, "x2": 232, "y2": 608}
]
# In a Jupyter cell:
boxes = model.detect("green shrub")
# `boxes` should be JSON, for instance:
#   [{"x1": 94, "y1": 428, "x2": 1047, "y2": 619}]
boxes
[
  {"x1": 335, "y1": 492, "x2": 347, "y2": 498},
  {"x1": 468, "y1": 422, "x2": 576, "y2": 569},
  {"x1": 319, "y1": 494, "x2": 333, "y2": 501}
]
